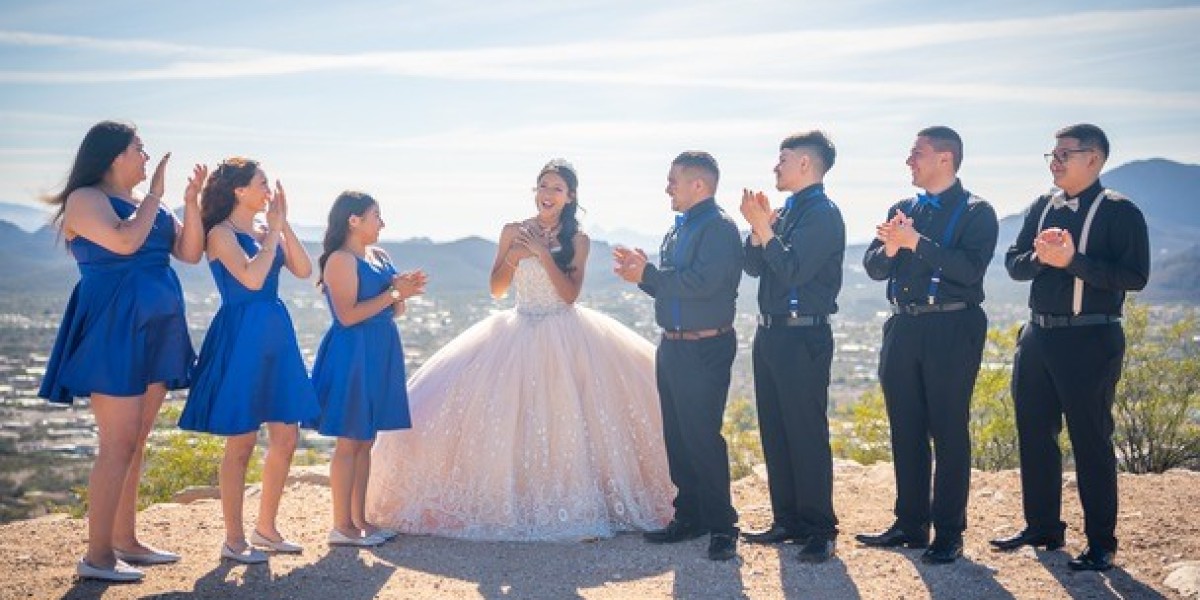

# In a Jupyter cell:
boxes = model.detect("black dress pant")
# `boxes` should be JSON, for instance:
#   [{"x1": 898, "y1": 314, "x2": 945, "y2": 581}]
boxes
[
  {"x1": 1012, "y1": 322, "x2": 1124, "y2": 552},
  {"x1": 752, "y1": 324, "x2": 838, "y2": 538},
  {"x1": 878, "y1": 306, "x2": 986, "y2": 538},
  {"x1": 656, "y1": 330, "x2": 738, "y2": 534}
]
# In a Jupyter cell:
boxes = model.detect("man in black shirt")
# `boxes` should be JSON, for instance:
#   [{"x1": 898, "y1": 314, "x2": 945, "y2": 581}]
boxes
[
  {"x1": 739, "y1": 131, "x2": 844, "y2": 563},
  {"x1": 614, "y1": 151, "x2": 744, "y2": 561},
  {"x1": 992, "y1": 124, "x2": 1150, "y2": 572},
  {"x1": 858, "y1": 126, "x2": 998, "y2": 564}
]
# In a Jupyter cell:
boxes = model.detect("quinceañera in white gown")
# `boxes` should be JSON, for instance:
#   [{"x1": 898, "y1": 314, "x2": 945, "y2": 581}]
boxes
[{"x1": 366, "y1": 161, "x2": 674, "y2": 542}]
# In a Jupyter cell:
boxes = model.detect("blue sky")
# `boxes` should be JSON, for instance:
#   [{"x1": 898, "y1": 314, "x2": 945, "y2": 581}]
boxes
[{"x1": 1, "y1": 0, "x2": 1197, "y2": 244}]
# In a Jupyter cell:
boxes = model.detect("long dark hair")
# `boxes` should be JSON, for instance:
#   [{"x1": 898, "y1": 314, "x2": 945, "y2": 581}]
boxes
[
  {"x1": 201, "y1": 157, "x2": 260, "y2": 233},
  {"x1": 318, "y1": 191, "x2": 378, "y2": 286},
  {"x1": 44, "y1": 120, "x2": 136, "y2": 229},
  {"x1": 538, "y1": 159, "x2": 581, "y2": 273}
]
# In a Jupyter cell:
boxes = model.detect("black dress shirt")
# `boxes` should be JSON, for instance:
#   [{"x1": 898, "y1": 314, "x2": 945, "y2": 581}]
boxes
[
  {"x1": 863, "y1": 180, "x2": 999, "y2": 306},
  {"x1": 744, "y1": 183, "x2": 845, "y2": 316},
  {"x1": 1004, "y1": 179, "x2": 1150, "y2": 315},
  {"x1": 640, "y1": 198, "x2": 743, "y2": 331}
]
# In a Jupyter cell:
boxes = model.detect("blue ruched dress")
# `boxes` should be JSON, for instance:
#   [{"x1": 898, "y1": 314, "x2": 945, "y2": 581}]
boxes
[
  {"x1": 39, "y1": 197, "x2": 194, "y2": 404},
  {"x1": 306, "y1": 251, "x2": 411, "y2": 440},
  {"x1": 178, "y1": 230, "x2": 319, "y2": 435}
]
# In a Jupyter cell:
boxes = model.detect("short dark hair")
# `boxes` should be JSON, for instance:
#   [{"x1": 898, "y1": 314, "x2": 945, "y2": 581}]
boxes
[
  {"x1": 780, "y1": 130, "x2": 836, "y2": 173},
  {"x1": 1055, "y1": 123, "x2": 1110, "y2": 159},
  {"x1": 671, "y1": 151, "x2": 720, "y2": 190},
  {"x1": 917, "y1": 125, "x2": 963, "y2": 171}
]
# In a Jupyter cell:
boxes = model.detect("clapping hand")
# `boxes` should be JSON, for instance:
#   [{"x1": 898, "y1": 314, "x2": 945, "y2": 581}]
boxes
[
  {"x1": 513, "y1": 225, "x2": 550, "y2": 260},
  {"x1": 265, "y1": 187, "x2": 285, "y2": 232},
  {"x1": 613, "y1": 245, "x2": 648, "y2": 283},
  {"x1": 876, "y1": 212, "x2": 915, "y2": 257},
  {"x1": 1033, "y1": 227, "x2": 1075, "y2": 268},
  {"x1": 392, "y1": 269, "x2": 428, "y2": 299},
  {"x1": 740, "y1": 189, "x2": 776, "y2": 245},
  {"x1": 147, "y1": 152, "x2": 171, "y2": 203},
  {"x1": 183, "y1": 164, "x2": 208, "y2": 208}
]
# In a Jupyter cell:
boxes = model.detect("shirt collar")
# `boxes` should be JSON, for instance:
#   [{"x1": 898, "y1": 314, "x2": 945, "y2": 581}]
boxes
[
  {"x1": 682, "y1": 197, "x2": 718, "y2": 222},
  {"x1": 786, "y1": 183, "x2": 825, "y2": 211}
]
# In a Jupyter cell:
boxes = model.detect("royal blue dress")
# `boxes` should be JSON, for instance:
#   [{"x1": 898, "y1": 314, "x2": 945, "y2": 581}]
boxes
[
  {"x1": 306, "y1": 251, "x2": 411, "y2": 440},
  {"x1": 178, "y1": 230, "x2": 318, "y2": 435},
  {"x1": 39, "y1": 197, "x2": 194, "y2": 404}
]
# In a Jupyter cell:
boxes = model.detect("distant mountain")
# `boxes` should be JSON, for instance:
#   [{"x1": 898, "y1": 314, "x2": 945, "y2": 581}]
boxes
[
  {"x1": 0, "y1": 203, "x2": 51, "y2": 232},
  {"x1": 2, "y1": 159, "x2": 1196, "y2": 308}
]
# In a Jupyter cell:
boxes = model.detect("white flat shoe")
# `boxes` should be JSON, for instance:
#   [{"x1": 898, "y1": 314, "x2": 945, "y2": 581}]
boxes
[
  {"x1": 76, "y1": 558, "x2": 144, "y2": 582},
  {"x1": 250, "y1": 530, "x2": 303, "y2": 553},
  {"x1": 114, "y1": 546, "x2": 181, "y2": 565},
  {"x1": 369, "y1": 528, "x2": 400, "y2": 542},
  {"x1": 328, "y1": 529, "x2": 384, "y2": 547},
  {"x1": 220, "y1": 543, "x2": 268, "y2": 564}
]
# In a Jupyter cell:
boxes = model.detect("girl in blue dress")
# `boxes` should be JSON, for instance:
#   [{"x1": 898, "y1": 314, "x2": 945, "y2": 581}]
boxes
[
  {"x1": 308, "y1": 191, "x2": 424, "y2": 546},
  {"x1": 39, "y1": 121, "x2": 205, "y2": 582},
  {"x1": 178, "y1": 157, "x2": 319, "y2": 564}
]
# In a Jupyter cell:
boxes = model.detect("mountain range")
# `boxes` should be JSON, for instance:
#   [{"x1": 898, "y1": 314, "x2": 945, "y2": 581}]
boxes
[{"x1": 1, "y1": 159, "x2": 1196, "y2": 312}]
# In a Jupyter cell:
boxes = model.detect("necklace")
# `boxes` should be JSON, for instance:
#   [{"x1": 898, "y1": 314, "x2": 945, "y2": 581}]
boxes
[{"x1": 530, "y1": 220, "x2": 561, "y2": 240}]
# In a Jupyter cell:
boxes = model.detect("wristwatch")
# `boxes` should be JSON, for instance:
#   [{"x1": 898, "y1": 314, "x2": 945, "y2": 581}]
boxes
[{"x1": 389, "y1": 287, "x2": 401, "y2": 301}]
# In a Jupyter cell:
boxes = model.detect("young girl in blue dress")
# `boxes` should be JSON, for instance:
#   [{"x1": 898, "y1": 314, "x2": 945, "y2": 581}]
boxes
[
  {"x1": 40, "y1": 121, "x2": 205, "y2": 582},
  {"x1": 308, "y1": 191, "x2": 424, "y2": 546},
  {"x1": 178, "y1": 157, "x2": 320, "y2": 564}
]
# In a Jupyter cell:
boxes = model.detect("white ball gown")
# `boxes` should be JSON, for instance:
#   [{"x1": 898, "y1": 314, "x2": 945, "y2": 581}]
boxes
[{"x1": 366, "y1": 257, "x2": 675, "y2": 541}]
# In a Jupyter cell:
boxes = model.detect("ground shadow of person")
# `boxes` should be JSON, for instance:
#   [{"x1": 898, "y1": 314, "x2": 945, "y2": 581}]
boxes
[
  {"x1": 776, "y1": 546, "x2": 860, "y2": 599},
  {"x1": 663, "y1": 537, "x2": 747, "y2": 599},
  {"x1": 377, "y1": 532, "x2": 673, "y2": 599},
  {"x1": 906, "y1": 553, "x2": 1015, "y2": 600},
  {"x1": 1035, "y1": 550, "x2": 1167, "y2": 599},
  {"x1": 58, "y1": 573, "x2": 140, "y2": 599}
]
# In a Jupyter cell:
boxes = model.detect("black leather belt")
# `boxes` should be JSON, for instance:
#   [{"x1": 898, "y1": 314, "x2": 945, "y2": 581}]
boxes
[
  {"x1": 757, "y1": 314, "x2": 829, "y2": 328},
  {"x1": 662, "y1": 326, "x2": 734, "y2": 341},
  {"x1": 1030, "y1": 313, "x2": 1121, "y2": 328},
  {"x1": 891, "y1": 302, "x2": 969, "y2": 316}
]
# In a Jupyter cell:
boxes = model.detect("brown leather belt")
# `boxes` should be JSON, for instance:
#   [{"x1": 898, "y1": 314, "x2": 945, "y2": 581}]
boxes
[{"x1": 662, "y1": 326, "x2": 733, "y2": 341}]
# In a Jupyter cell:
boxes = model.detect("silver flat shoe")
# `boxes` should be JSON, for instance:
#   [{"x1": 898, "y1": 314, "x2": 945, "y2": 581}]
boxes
[
  {"x1": 76, "y1": 558, "x2": 144, "y2": 582},
  {"x1": 328, "y1": 529, "x2": 384, "y2": 547},
  {"x1": 114, "y1": 546, "x2": 181, "y2": 565},
  {"x1": 220, "y1": 543, "x2": 268, "y2": 564},
  {"x1": 250, "y1": 530, "x2": 303, "y2": 553}
]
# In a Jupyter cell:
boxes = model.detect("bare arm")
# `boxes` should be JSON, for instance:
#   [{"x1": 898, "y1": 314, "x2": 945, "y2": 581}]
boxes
[
  {"x1": 206, "y1": 225, "x2": 282, "y2": 291},
  {"x1": 323, "y1": 250, "x2": 401, "y2": 327},
  {"x1": 63, "y1": 154, "x2": 172, "y2": 255},
  {"x1": 489, "y1": 222, "x2": 531, "y2": 298},
  {"x1": 172, "y1": 163, "x2": 207, "y2": 263}
]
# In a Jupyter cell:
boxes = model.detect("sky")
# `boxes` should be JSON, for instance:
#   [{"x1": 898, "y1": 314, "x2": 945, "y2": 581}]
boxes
[{"x1": 1, "y1": 0, "x2": 1198, "y2": 244}]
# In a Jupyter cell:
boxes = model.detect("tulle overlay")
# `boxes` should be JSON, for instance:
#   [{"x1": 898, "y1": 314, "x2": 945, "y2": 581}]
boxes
[
  {"x1": 39, "y1": 198, "x2": 194, "y2": 404},
  {"x1": 179, "y1": 231, "x2": 319, "y2": 435},
  {"x1": 366, "y1": 258, "x2": 675, "y2": 541}
]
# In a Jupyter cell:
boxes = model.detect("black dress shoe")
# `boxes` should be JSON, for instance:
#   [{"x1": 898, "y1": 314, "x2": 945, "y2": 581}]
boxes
[
  {"x1": 920, "y1": 536, "x2": 963, "y2": 564},
  {"x1": 742, "y1": 525, "x2": 806, "y2": 545},
  {"x1": 855, "y1": 524, "x2": 929, "y2": 549},
  {"x1": 796, "y1": 536, "x2": 836, "y2": 563},
  {"x1": 989, "y1": 529, "x2": 1066, "y2": 552},
  {"x1": 1068, "y1": 547, "x2": 1115, "y2": 571},
  {"x1": 707, "y1": 532, "x2": 738, "y2": 561},
  {"x1": 644, "y1": 520, "x2": 709, "y2": 544}
]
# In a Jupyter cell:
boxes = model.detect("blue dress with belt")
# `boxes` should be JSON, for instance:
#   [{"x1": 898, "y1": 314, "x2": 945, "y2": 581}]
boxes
[
  {"x1": 39, "y1": 196, "x2": 194, "y2": 404},
  {"x1": 306, "y1": 251, "x2": 411, "y2": 440},
  {"x1": 179, "y1": 230, "x2": 319, "y2": 435}
]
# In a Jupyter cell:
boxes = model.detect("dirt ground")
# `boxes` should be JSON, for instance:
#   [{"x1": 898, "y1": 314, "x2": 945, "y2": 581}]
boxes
[{"x1": 1, "y1": 461, "x2": 1196, "y2": 599}]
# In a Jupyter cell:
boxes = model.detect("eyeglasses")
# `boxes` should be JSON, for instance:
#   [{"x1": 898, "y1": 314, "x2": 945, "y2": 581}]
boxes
[{"x1": 1044, "y1": 148, "x2": 1095, "y2": 165}]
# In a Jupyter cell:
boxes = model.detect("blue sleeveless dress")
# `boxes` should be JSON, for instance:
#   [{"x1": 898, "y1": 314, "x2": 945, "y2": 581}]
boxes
[
  {"x1": 39, "y1": 196, "x2": 194, "y2": 404},
  {"x1": 178, "y1": 230, "x2": 319, "y2": 435},
  {"x1": 306, "y1": 251, "x2": 411, "y2": 440}
]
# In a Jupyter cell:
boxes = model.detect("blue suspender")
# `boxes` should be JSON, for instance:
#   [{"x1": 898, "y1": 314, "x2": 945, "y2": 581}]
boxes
[
  {"x1": 669, "y1": 207, "x2": 719, "y2": 330},
  {"x1": 926, "y1": 198, "x2": 968, "y2": 304},
  {"x1": 888, "y1": 196, "x2": 969, "y2": 305}
]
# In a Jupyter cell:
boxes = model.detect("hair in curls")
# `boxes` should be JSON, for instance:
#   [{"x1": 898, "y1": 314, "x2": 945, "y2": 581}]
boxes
[
  {"x1": 538, "y1": 158, "x2": 582, "y2": 273},
  {"x1": 200, "y1": 157, "x2": 260, "y2": 233},
  {"x1": 44, "y1": 120, "x2": 137, "y2": 231},
  {"x1": 318, "y1": 191, "x2": 378, "y2": 286}
]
